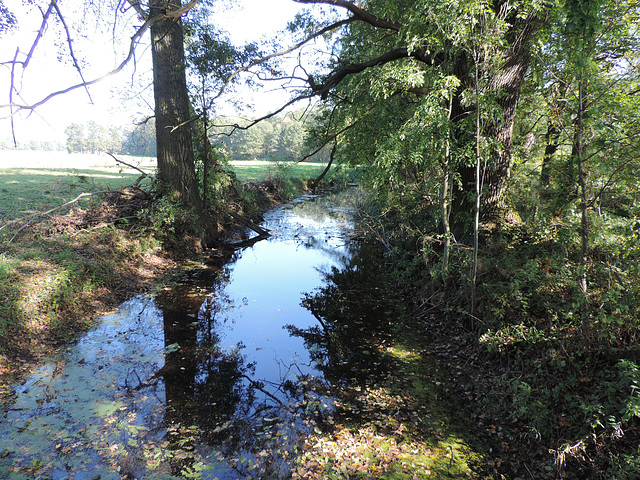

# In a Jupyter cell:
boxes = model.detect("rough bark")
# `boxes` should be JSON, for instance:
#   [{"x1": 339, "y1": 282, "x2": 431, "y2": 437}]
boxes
[
  {"x1": 452, "y1": 7, "x2": 546, "y2": 234},
  {"x1": 150, "y1": 0, "x2": 203, "y2": 217}
]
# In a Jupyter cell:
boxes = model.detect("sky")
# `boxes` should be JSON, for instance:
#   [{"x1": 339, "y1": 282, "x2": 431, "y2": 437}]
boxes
[{"x1": 0, "y1": 0, "x2": 315, "y2": 145}]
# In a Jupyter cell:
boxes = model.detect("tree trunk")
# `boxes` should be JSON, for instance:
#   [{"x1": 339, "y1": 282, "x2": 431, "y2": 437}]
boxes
[
  {"x1": 450, "y1": 7, "x2": 545, "y2": 237},
  {"x1": 150, "y1": 0, "x2": 203, "y2": 217}
]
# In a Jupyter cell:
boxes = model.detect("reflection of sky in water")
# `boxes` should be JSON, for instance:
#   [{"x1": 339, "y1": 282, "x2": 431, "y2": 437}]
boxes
[
  {"x1": 216, "y1": 240, "x2": 339, "y2": 391},
  {"x1": 0, "y1": 297, "x2": 168, "y2": 480},
  {"x1": 0, "y1": 193, "x2": 356, "y2": 479},
  {"x1": 198, "y1": 197, "x2": 354, "y2": 402}
]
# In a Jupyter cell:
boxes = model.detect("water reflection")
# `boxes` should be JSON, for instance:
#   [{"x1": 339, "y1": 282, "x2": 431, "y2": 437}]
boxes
[
  {"x1": 288, "y1": 241, "x2": 402, "y2": 391},
  {"x1": 0, "y1": 192, "x2": 362, "y2": 479}
]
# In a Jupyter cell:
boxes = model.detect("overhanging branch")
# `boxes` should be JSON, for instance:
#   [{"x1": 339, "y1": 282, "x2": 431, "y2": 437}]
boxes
[
  {"x1": 1, "y1": 14, "x2": 157, "y2": 115},
  {"x1": 313, "y1": 47, "x2": 411, "y2": 99},
  {"x1": 293, "y1": 0, "x2": 402, "y2": 31}
]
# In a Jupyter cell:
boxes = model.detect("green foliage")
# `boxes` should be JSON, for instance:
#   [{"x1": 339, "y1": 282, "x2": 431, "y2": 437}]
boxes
[
  {"x1": 0, "y1": 1, "x2": 17, "y2": 37},
  {"x1": 137, "y1": 187, "x2": 199, "y2": 250},
  {"x1": 213, "y1": 112, "x2": 309, "y2": 162}
]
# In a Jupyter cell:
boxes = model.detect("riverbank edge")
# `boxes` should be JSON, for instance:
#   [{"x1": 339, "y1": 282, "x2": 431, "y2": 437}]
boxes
[{"x1": 0, "y1": 179, "x2": 308, "y2": 406}]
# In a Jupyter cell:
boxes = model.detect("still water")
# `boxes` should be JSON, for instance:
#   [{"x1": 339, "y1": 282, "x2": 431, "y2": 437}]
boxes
[{"x1": 0, "y1": 192, "x2": 361, "y2": 479}]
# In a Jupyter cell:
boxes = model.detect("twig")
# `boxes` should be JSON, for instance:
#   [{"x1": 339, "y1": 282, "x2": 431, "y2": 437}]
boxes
[
  {"x1": 523, "y1": 462, "x2": 535, "y2": 480},
  {"x1": 51, "y1": 1, "x2": 93, "y2": 103},
  {"x1": 105, "y1": 152, "x2": 153, "y2": 186},
  {"x1": 240, "y1": 374, "x2": 287, "y2": 408}
]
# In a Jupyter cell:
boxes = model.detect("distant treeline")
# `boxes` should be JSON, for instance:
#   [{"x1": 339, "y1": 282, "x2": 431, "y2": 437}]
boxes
[
  {"x1": 65, "y1": 120, "x2": 157, "y2": 157},
  {"x1": 0, "y1": 138, "x2": 64, "y2": 151},
  {"x1": 5, "y1": 111, "x2": 331, "y2": 163},
  {"x1": 210, "y1": 113, "x2": 306, "y2": 162}
]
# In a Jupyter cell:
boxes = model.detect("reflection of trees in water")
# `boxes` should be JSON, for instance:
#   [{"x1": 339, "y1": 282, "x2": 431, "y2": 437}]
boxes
[
  {"x1": 154, "y1": 262, "x2": 310, "y2": 478},
  {"x1": 288, "y1": 240, "x2": 403, "y2": 390},
  {"x1": 155, "y1": 264, "x2": 259, "y2": 474}
]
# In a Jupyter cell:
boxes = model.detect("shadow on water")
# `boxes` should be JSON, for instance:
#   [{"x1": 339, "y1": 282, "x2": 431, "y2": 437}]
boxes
[{"x1": 286, "y1": 239, "x2": 406, "y2": 427}]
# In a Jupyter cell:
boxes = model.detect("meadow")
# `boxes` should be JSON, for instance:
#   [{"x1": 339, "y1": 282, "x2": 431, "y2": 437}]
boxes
[{"x1": 0, "y1": 151, "x2": 331, "y2": 222}]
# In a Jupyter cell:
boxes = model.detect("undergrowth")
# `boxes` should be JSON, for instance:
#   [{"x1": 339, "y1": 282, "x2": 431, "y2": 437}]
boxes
[{"x1": 356, "y1": 185, "x2": 640, "y2": 478}]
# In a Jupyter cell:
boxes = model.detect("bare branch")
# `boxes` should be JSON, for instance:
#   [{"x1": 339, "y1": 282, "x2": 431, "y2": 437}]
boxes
[
  {"x1": 24, "y1": 2, "x2": 55, "y2": 69},
  {"x1": 310, "y1": 141, "x2": 337, "y2": 191},
  {"x1": 106, "y1": 152, "x2": 153, "y2": 186},
  {"x1": 124, "y1": 0, "x2": 147, "y2": 20},
  {"x1": 1, "y1": 14, "x2": 157, "y2": 115},
  {"x1": 51, "y1": 1, "x2": 93, "y2": 103},
  {"x1": 293, "y1": 0, "x2": 402, "y2": 31},
  {"x1": 9, "y1": 48, "x2": 18, "y2": 147},
  {"x1": 163, "y1": 0, "x2": 200, "y2": 19},
  {"x1": 210, "y1": 17, "x2": 353, "y2": 105},
  {"x1": 0, "y1": 191, "x2": 111, "y2": 243},
  {"x1": 298, "y1": 102, "x2": 374, "y2": 162},
  {"x1": 217, "y1": 93, "x2": 315, "y2": 135}
]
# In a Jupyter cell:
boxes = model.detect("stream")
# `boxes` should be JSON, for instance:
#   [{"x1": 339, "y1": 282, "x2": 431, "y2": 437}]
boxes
[{"x1": 0, "y1": 190, "x2": 378, "y2": 479}]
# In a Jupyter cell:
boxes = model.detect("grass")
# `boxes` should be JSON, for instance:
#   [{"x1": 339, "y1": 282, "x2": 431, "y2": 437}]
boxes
[
  {"x1": 0, "y1": 152, "x2": 335, "y2": 222},
  {"x1": 230, "y1": 159, "x2": 334, "y2": 184}
]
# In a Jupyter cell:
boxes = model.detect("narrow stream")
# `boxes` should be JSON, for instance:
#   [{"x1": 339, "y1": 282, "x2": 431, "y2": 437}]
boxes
[{"x1": 0, "y1": 191, "x2": 365, "y2": 479}]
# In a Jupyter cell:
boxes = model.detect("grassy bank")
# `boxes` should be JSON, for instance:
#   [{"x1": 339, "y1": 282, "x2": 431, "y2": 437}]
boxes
[{"x1": 0, "y1": 151, "x2": 333, "y2": 221}]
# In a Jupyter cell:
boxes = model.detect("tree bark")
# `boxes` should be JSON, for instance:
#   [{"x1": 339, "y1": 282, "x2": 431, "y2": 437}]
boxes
[
  {"x1": 150, "y1": 0, "x2": 203, "y2": 216},
  {"x1": 451, "y1": 7, "x2": 546, "y2": 235}
]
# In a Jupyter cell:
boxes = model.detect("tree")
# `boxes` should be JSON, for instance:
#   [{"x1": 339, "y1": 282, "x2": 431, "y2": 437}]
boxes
[
  {"x1": 533, "y1": 0, "x2": 640, "y2": 312},
  {"x1": 146, "y1": 0, "x2": 204, "y2": 222},
  {"x1": 3, "y1": 0, "x2": 214, "y2": 244},
  {"x1": 277, "y1": 0, "x2": 549, "y2": 237},
  {"x1": 65, "y1": 123, "x2": 86, "y2": 153},
  {"x1": 121, "y1": 121, "x2": 157, "y2": 156}
]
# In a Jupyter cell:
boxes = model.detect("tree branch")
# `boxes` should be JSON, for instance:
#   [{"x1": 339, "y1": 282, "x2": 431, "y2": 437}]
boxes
[
  {"x1": 209, "y1": 17, "x2": 353, "y2": 107},
  {"x1": 1, "y1": 14, "x2": 157, "y2": 115},
  {"x1": 51, "y1": 1, "x2": 93, "y2": 103},
  {"x1": 314, "y1": 47, "x2": 411, "y2": 99},
  {"x1": 24, "y1": 1, "x2": 55, "y2": 69},
  {"x1": 0, "y1": 191, "x2": 111, "y2": 243},
  {"x1": 293, "y1": 0, "x2": 402, "y2": 31},
  {"x1": 106, "y1": 152, "x2": 153, "y2": 186}
]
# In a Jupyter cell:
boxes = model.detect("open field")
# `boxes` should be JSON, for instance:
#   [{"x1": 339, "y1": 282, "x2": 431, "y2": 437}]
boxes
[{"x1": 0, "y1": 151, "x2": 332, "y2": 222}]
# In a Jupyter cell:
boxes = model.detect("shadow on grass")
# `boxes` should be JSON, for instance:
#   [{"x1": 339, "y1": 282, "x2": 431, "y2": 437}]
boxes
[
  {"x1": 0, "y1": 225, "x2": 171, "y2": 400},
  {"x1": 286, "y1": 239, "x2": 491, "y2": 479},
  {"x1": 0, "y1": 167, "x2": 149, "y2": 220}
]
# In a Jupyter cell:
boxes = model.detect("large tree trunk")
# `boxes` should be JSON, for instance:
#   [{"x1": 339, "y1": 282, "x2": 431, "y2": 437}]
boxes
[
  {"x1": 451, "y1": 6, "x2": 546, "y2": 237},
  {"x1": 150, "y1": 0, "x2": 203, "y2": 217}
]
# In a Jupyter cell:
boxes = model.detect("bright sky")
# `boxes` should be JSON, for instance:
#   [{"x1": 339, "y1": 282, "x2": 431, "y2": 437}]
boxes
[{"x1": 0, "y1": 0, "x2": 315, "y2": 145}]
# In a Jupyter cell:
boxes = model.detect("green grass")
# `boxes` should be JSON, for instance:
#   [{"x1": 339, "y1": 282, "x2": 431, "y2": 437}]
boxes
[
  {"x1": 0, "y1": 151, "x2": 336, "y2": 223},
  {"x1": 229, "y1": 160, "x2": 334, "y2": 184},
  {"x1": 0, "y1": 152, "x2": 156, "y2": 222},
  {"x1": 0, "y1": 168, "x2": 151, "y2": 221}
]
